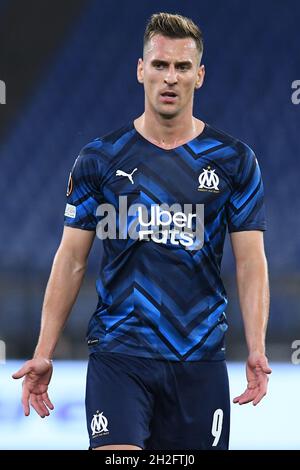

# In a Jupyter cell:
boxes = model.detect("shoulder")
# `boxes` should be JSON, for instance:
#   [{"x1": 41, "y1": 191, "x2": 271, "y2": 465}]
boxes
[
  {"x1": 205, "y1": 123, "x2": 256, "y2": 159},
  {"x1": 73, "y1": 122, "x2": 134, "y2": 175},
  {"x1": 204, "y1": 123, "x2": 258, "y2": 178},
  {"x1": 79, "y1": 122, "x2": 135, "y2": 160}
]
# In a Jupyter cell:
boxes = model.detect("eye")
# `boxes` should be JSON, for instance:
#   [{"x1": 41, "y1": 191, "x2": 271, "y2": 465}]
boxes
[
  {"x1": 177, "y1": 64, "x2": 190, "y2": 71},
  {"x1": 154, "y1": 63, "x2": 165, "y2": 70}
]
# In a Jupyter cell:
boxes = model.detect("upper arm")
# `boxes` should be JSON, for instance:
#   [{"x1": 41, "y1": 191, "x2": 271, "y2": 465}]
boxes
[
  {"x1": 227, "y1": 146, "x2": 266, "y2": 234},
  {"x1": 64, "y1": 147, "x2": 105, "y2": 231},
  {"x1": 230, "y1": 230, "x2": 266, "y2": 264},
  {"x1": 58, "y1": 226, "x2": 95, "y2": 265}
]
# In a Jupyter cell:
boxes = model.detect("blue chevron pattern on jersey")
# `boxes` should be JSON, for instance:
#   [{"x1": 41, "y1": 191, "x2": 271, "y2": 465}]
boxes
[{"x1": 64, "y1": 122, "x2": 266, "y2": 361}]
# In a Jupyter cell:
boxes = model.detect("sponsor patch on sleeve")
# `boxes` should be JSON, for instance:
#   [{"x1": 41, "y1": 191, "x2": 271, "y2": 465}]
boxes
[{"x1": 64, "y1": 203, "x2": 76, "y2": 218}]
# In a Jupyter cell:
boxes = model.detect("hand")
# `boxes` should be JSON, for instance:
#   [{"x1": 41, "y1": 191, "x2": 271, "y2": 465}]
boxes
[
  {"x1": 233, "y1": 352, "x2": 272, "y2": 406},
  {"x1": 12, "y1": 357, "x2": 54, "y2": 418}
]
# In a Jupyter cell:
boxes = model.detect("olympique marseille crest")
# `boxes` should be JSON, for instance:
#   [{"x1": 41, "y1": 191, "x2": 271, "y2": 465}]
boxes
[
  {"x1": 198, "y1": 166, "x2": 220, "y2": 193},
  {"x1": 91, "y1": 410, "x2": 109, "y2": 438}
]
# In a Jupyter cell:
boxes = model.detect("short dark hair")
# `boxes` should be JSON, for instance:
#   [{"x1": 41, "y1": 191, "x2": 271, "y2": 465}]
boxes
[{"x1": 144, "y1": 12, "x2": 204, "y2": 58}]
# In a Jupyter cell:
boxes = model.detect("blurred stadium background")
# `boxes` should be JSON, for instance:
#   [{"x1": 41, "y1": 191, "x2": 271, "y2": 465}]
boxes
[{"x1": 0, "y1": 0, "x2": 299, "y2": 449}]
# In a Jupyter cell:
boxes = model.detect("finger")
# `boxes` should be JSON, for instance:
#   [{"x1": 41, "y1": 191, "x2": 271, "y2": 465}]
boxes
[
  {"x1": 233, "y1": 394, "x2": 244, "y2": 403},
  {"x1": 233, "y1": 391, "x2": 249, "y2": 403},
  {"x1": 30, "y1": 395, "x2": 47, "y2": 418},
  {"x1": 253, "y1": 390, "x2": 267, "y2": 406},
  {"x1": 234, "y1": 388, "x2": 257, "y2": 405},
  {"x1": 30, "y1": 395, "x2": 44, "y2": 417},
  {"x1": 253, "y1": 373, "x2": 269, "y2": 406},
  {"x1": 42, "y1": 393, "x2": 54, "y2": 410},
  {"x1": 12, "y1": 363, "x2": 32, "y2": 380},
  {"x1": 37, "y1": 398, "x2": 50, "y2": 416},
  {"x1": 238, "y1": 392, "x2": 257, "y2": 405},
  {"x1": 21, "y1": 388, "x2": 31, "y2": 416},
  {"x1": 233, "y1": 389, "x2": 249, "y2": 402},
  {"x1": 233, "y1": 384, "x2": 255, "y2": 403}
]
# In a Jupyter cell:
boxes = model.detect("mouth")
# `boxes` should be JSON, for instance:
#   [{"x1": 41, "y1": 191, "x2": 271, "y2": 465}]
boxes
[{"x1": 160, "y1": 91, "x2": 178, "y2": 103}]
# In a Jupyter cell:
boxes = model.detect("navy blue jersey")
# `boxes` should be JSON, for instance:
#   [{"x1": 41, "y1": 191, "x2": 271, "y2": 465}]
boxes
[{"x1": 64, "y1": 122, "x2": 266, "y2": 361}]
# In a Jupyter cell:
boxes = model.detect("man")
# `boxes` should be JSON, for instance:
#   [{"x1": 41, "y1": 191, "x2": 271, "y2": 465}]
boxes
[{"x1": 13, "y1": 12, "x2": 271, "y2": 450}]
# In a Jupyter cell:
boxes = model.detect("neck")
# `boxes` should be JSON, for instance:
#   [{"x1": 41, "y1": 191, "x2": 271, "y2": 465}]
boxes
[{"x1": 134, "y1": 107, "x2": 204, "y2": 150}]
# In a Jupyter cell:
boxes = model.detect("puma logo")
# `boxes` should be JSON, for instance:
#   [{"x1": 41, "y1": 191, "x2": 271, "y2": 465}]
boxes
[{"x1": 116, "y1": 168, "x2": 137, "y2": 184}]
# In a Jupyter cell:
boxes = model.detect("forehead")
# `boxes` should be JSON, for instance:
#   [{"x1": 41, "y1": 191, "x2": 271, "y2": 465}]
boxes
[{"x1": 144, "y1": 34, "x2": 198, "y2": 62}]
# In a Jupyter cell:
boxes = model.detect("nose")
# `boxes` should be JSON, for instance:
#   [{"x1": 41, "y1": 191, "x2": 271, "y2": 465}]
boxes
[{"x1": 164, "y1": 65, "x2": 178, "y2": 85}]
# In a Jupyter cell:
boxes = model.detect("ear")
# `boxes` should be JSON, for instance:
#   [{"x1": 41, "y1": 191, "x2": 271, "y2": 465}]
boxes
[
  {"x1": 195, "y1": 64, "x2": 205, "y2": 89},
  {"x1": 137, "y1": 58, "x2": 144, "y2": 84}
]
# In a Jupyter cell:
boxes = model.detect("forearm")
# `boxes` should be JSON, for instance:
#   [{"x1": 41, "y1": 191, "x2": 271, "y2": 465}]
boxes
[
  {"x1": 34, "y1": 247, "x2": 86, "y2": 359},
  {"x1": 236, "y1": 255, "x2": 269, "y2": 354}
]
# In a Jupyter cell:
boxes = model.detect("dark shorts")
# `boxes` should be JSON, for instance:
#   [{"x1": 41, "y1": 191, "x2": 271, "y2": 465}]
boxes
[{"x1": 85, "y1": 351, "x2": 230, "y2": 450}]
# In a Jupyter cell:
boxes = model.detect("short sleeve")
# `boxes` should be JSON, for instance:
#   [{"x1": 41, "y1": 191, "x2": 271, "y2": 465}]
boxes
[
  {"x1": 226, "y1": 145, "x2": 266, "y2": 233},
  {"x1": 64, "y1": 148, "x2": 105, "y2": 231}
]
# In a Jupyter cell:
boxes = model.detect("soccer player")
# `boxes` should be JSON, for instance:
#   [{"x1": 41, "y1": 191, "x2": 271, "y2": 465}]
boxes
[{"x1": 13, "y1": 12, "x2": 271, "y2": 450}]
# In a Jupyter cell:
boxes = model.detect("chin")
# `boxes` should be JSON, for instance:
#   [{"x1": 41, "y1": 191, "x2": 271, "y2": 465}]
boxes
[
  {"x1": 156, "y1": 106, "x2": 180, "y2": 119},
  {"x1": 159, "y1": 112, "x2": 178, "y2": 120}
]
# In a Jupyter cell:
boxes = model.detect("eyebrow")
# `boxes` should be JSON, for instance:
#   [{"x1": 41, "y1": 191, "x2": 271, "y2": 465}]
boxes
[{"x1": 151, "y1": 59, "x2": 193, "y2": 67}]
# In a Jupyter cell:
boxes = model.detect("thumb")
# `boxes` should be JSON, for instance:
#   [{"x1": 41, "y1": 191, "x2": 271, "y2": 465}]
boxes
[
  {"x1": 257, "y1": 358, "x2": 272, "y2": 374},
  {"x1": 262, "y1": 364, "x2": 272, "y2": 374},
  {"x1": 12, "y1": 363, "x2": 32, "y2": 380}
]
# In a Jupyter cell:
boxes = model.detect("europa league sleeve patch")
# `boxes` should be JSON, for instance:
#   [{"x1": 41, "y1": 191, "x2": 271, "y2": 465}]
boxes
[
  {"x1": 66, "y1": 172, "x2": 73, "y2": 196},
  {"x1": 64, "y1": 203, "x2": 76, "y2": 218}
]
